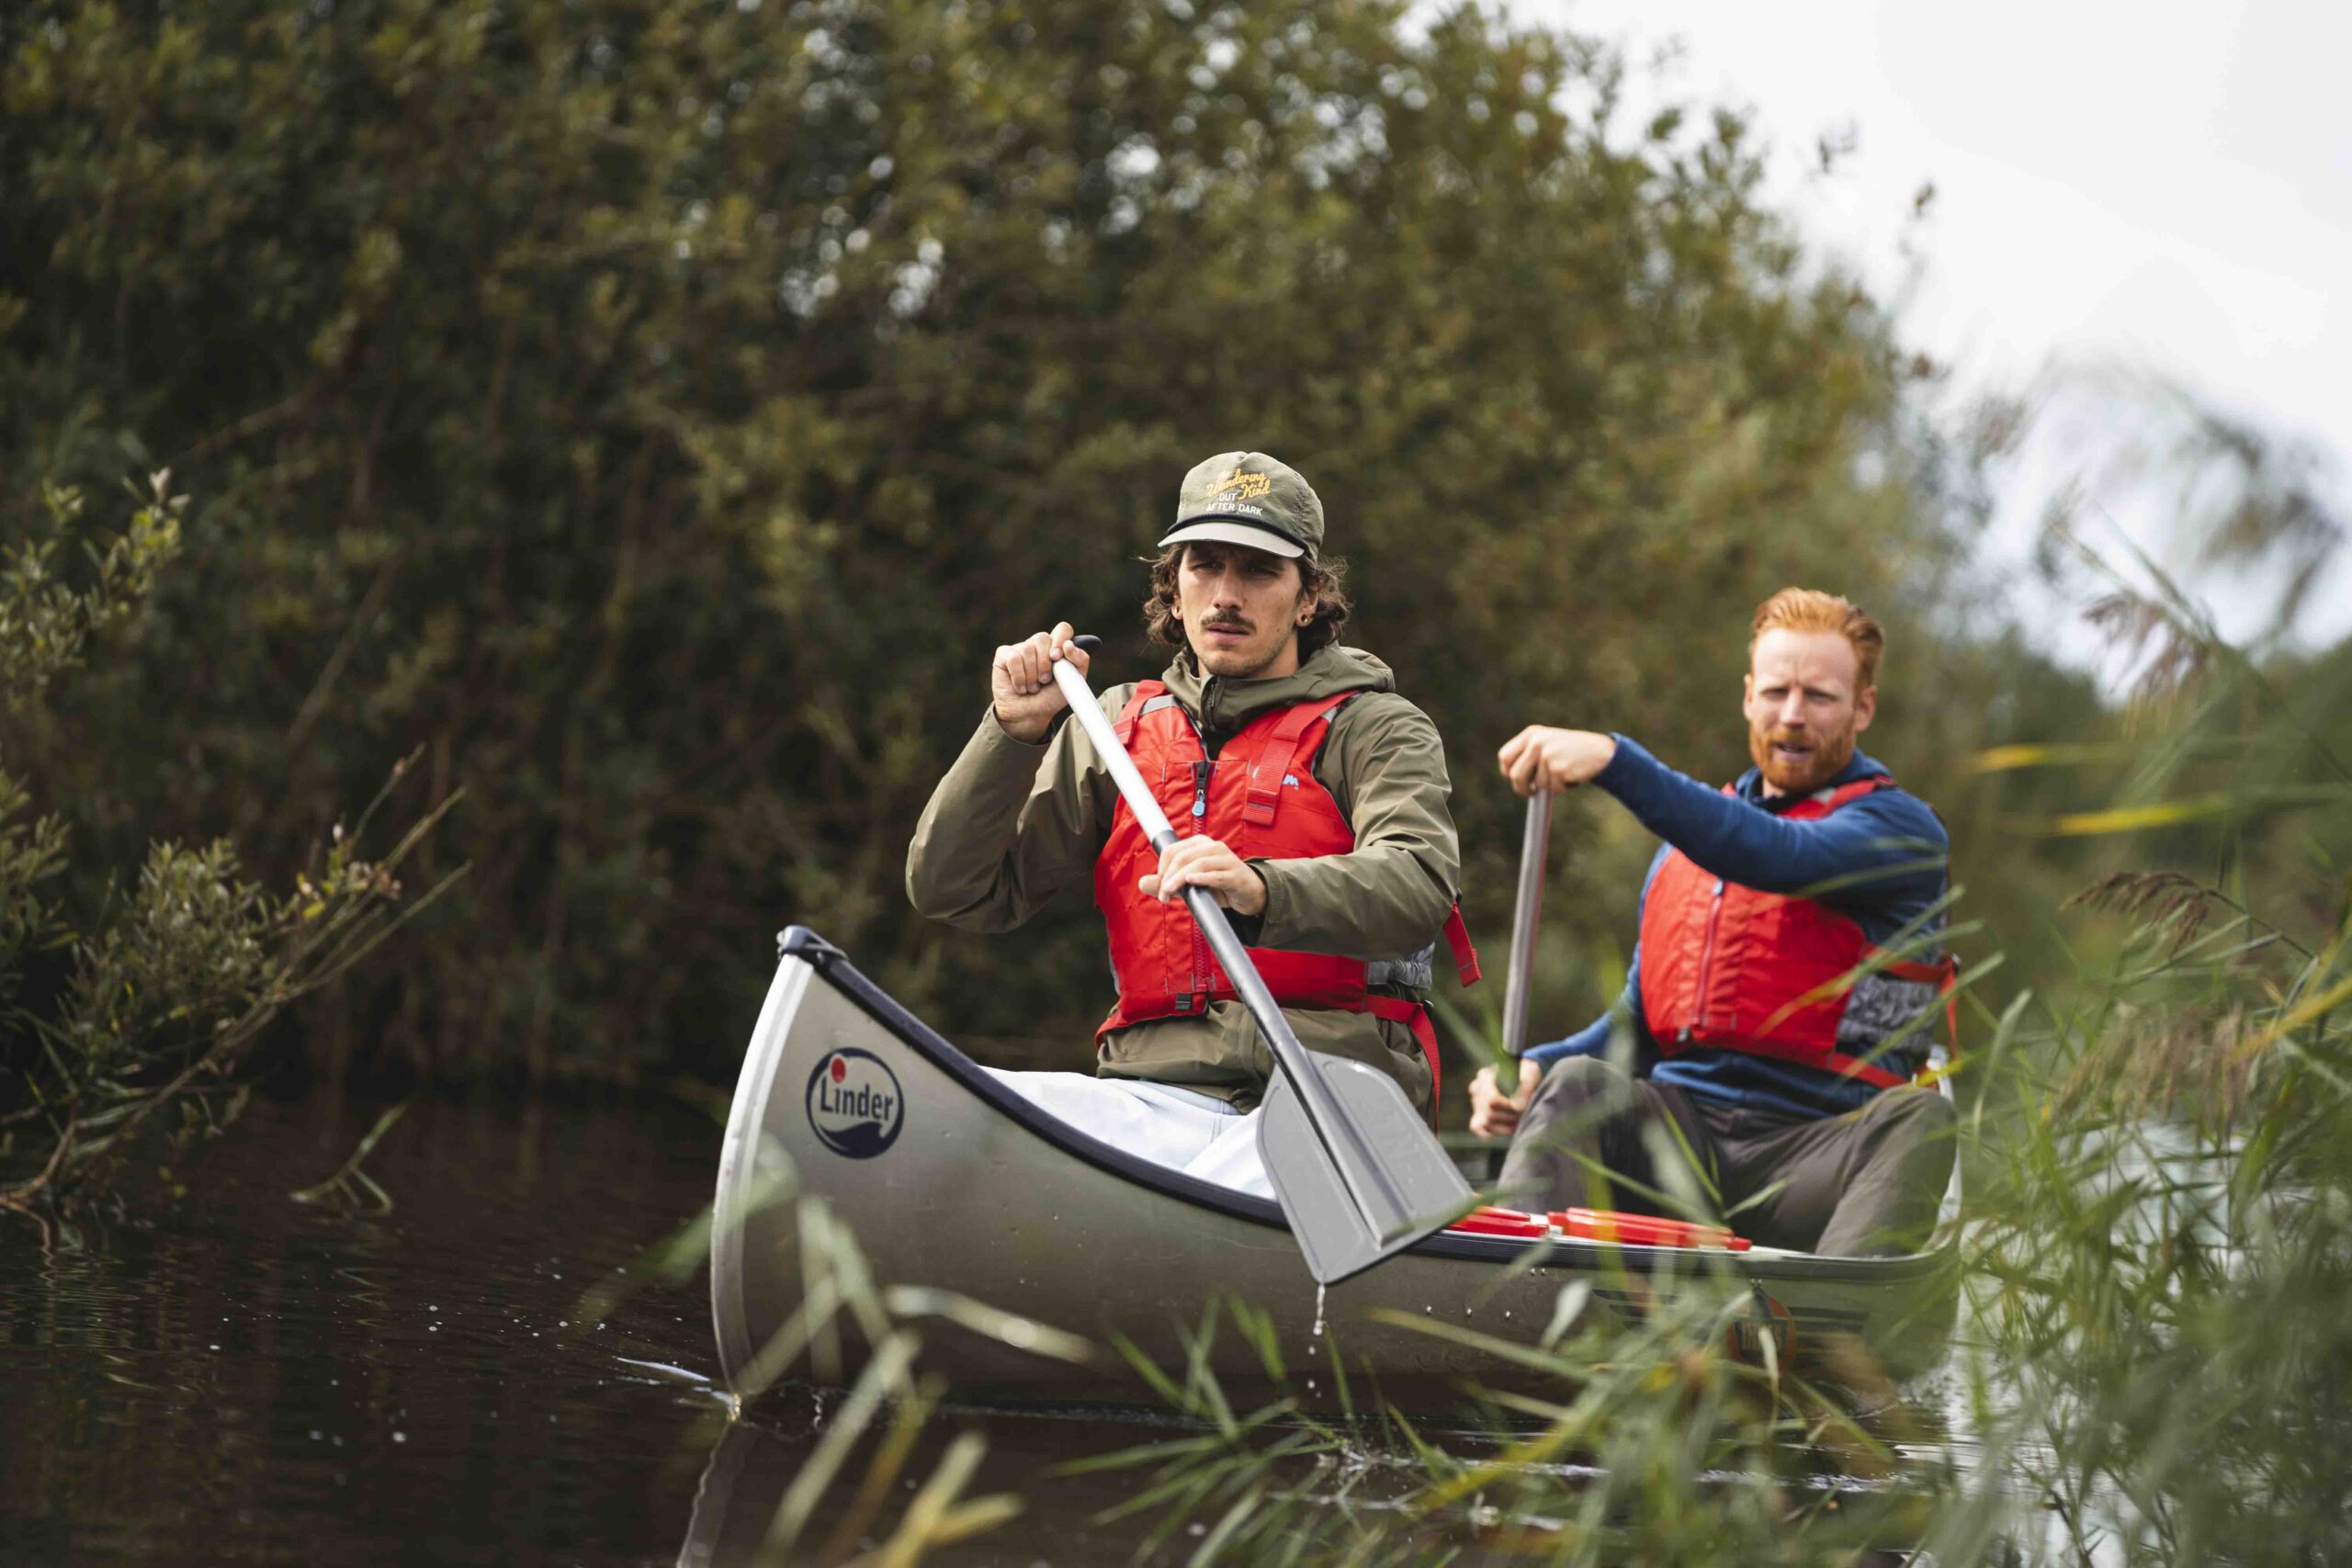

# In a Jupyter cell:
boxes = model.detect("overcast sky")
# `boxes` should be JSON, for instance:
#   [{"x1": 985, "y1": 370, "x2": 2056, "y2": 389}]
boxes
[{"x1": 1511, "y1": 0, "x2": 2351, "y2": 662}]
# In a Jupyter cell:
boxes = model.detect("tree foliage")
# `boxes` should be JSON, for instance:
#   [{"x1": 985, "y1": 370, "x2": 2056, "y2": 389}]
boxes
[
  {"x1": 0, "y1": 476, "x2": 443, "y2": 1209},
  {"x1": 2, "y1": 0, "x2": 2082, "y2": 1087}
]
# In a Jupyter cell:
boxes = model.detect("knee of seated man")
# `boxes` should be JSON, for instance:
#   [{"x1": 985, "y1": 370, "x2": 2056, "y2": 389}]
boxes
[
  {"x1": 1869, "y1": 1084, "x2": 1956, "y2": 1138},
  {"x1": 1530, "y1": 1052, "x2": 1630, "y2": 1111}
]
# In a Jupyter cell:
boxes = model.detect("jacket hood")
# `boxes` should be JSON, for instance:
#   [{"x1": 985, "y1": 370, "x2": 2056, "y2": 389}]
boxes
[{"x1": 1159, "y1": 643, "x2": 1396, "y2": 738}]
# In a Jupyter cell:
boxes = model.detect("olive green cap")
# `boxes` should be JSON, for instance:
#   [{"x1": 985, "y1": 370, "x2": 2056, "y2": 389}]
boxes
[{"x1": 1160, "y1": 451, "x2": 1323, "y2": 560}]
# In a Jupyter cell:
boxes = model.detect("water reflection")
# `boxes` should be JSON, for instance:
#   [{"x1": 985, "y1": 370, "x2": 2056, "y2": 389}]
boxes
[
  {"x1": 675, "y1": 1394, "x2": 1419, "y2": 1566},
  {"x1": 676, "y1": 1393, "x2": 1958, "y2": 1564},
  {"x1": 0, "y1": 1089, "x2": 728, "y2": 1565}
]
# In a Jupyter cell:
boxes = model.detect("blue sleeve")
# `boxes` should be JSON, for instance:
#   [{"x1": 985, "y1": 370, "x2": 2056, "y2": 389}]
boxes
[
  {"x1": 1592, "y1": 737, "x2": 1947, "y2": 908},
  {"x1": 1522, "y1": 1006, "x2": 1615, "y2": 1068}
]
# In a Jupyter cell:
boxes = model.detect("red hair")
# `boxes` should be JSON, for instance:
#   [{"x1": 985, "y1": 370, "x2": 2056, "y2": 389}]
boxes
[{"x1": 1750, "y1": 588, "x2": 1883, "y2": 689}]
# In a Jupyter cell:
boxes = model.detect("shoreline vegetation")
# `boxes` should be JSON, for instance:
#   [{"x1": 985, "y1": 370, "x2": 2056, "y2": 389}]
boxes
[
  {"x1": 0, "y1": 472, "x2": 458, "y2": 1215},
  {"x1": 6, "y1": 0, "x2": 2348, "y2": 1561}
]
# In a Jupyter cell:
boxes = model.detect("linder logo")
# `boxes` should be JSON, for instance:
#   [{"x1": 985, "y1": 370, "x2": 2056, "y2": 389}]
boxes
[{"x1": 805, "y1": 1047, "x2": 905, "y2": 1159}]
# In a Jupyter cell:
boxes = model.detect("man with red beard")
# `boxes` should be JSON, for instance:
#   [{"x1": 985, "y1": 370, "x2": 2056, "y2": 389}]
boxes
[{"x1": 1467, "y1": 589, "x2": 1956, "y2": 1257}]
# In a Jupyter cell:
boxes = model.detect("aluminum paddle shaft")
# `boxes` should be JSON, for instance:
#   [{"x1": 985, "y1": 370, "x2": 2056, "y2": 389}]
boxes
[
  {"x1": 1500, "y1": 792, "x2": 1551, "y2": 1058},
  {"x1": 1051, "y1": 639, "x2": 1471, "y2": 1283}
]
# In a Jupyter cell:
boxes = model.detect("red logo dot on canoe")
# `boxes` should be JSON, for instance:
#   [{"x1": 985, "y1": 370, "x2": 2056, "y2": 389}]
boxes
[{"x1": 830, "y1": 1057, "x2": 846, "y2": 1083}]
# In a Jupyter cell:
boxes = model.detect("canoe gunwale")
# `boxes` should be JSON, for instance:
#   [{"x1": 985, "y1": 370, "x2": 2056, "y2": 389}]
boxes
[{"x1": 753, "y1": 926, "x2": 1949, "y2": 1291}]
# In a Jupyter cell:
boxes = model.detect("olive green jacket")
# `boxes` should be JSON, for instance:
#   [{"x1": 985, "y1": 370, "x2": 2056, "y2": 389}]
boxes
[{"x1": 905, "y1": 644, "x2": 1464, "y2": 1113}]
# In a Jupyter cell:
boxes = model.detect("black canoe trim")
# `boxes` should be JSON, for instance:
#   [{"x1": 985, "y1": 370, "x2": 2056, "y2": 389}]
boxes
[
  {"x1": 775, "y1": 926, "x2": 1945, "y2": 1289},
  {"x1": 778, "y1": 925, "x2": 1297, "y2": 1233}
]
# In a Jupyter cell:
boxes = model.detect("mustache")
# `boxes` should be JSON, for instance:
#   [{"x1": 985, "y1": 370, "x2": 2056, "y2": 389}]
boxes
[{"x1": 1201, "y1": 616, "x2": 1253, "y2": 633}]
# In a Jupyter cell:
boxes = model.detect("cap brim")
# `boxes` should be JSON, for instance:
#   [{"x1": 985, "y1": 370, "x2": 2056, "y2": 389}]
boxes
[{"x1": 1157, "y1": 518, "x2": 1306, "y2": 558}]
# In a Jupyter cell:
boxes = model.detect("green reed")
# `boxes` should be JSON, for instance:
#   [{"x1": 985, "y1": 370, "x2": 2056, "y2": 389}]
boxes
[{"x1": 1922, "y1": 505, "x2": 2352, "y2": 1565}]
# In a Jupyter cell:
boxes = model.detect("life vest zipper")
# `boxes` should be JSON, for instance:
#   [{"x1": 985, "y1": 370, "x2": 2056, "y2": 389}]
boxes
[{"x1": 1683, "y1": 877, "x2": 1728, "y2": 1042}]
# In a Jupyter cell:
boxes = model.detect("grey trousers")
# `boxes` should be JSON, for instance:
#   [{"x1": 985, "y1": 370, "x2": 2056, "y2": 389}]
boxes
[{"x1": 1493, "y1": 1055, "x2": 1956, "y2": 1257}]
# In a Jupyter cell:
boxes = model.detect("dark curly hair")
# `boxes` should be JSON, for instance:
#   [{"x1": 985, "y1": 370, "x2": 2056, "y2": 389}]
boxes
[{"x1": 1141, "y1": 545, "x2": 1351, "y2": 664}]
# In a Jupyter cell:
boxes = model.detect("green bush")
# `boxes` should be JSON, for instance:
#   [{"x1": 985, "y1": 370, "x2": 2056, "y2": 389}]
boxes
[{"x1": 0, "y1": 475, "x2": 443, "y2": 1211}]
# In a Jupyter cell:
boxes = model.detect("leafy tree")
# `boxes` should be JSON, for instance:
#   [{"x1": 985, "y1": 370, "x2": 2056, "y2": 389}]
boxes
[{"x1": 0, "y1": 0, "x2": 2086, "y2": 1088}]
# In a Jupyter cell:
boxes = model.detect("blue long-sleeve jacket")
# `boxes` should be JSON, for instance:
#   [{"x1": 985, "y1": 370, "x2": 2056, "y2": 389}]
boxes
[{"x1": 1523, "y1": 737, "x2": 1949, "y2": 1120}]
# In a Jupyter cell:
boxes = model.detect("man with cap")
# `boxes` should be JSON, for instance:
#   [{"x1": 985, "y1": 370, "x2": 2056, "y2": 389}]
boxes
[{"x1": 907, "y1": 451, "x2": 1478, "y2": 1196}]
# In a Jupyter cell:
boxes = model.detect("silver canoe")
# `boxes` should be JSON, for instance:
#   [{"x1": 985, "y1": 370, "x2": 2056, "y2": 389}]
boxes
[{"x1": 708, "y1": 929, "x2": 1958, "y2": 1413}]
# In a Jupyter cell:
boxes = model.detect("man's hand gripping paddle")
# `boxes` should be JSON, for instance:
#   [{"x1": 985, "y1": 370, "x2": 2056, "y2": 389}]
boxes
[{"x1": 1056, "y1": 636, "x2": 1475, "y2": 1285}]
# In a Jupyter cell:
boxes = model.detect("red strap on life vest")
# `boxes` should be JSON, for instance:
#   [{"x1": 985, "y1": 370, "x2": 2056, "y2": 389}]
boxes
[
  {"x1": 1820, "y1": 1049, "x2": 1912, "y2": 1090},
  {"x1": 1365, "y1": 912, "x2": 1480, "y2": 1120},
  {"x1": 1367, "y1": 995, "x2": 1442, "y2": 1118},
  {"x1": 1443, "y1": 904, "x2": 1481, "y2": 986},
  {"x1": 1242, "y1": 693, "x2": 1354, "y2": 827},
  {"x1": 1698, "y1": 1029, "x2": 1910, "y2": 1090},
  {"x1": 1942, "y1": 957, "x2": 1962, "y2": 1064},
  {"x1": 1109, "y1": 681, "x2": 1168, "y2": 747},
  {"x1": 1816, "y1": 775, "x2": 1894, "y2": 812},
  {"x1": 1870, "y1": 946, "x2": 1962, "y2": 1080}
]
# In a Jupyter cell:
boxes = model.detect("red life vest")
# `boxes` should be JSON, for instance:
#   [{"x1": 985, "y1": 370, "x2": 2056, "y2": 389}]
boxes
[
  {"x1": 1637, "y1": 775, "x2": 1957, "y2": 1090},
  {"x1": 1093, "y1": 682, "x2": 1480, "y2": 1108}
]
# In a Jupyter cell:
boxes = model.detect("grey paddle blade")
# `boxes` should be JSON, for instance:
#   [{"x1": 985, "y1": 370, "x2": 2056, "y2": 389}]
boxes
[{"x1": 1258, "y1": 1056, "x2": 1477, "y2": 1285}]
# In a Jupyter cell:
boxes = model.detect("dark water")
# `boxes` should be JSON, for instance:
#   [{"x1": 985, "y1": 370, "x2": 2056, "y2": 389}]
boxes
[
  {"x1": 2, "y1": 1092, "x2": 730, "y2": 1564},
  {"x1": 1, "y1": 1091, "x2": 1963, "y2": 1565},
  {"x1": 0, "y1": 1091, "x2": 1295, "y2": 1566}
]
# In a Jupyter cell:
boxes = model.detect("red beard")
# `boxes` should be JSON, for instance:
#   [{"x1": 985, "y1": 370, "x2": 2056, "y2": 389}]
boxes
[{"x1": 1747, "y1": 722, "x2": 1855, "y2": 796}]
